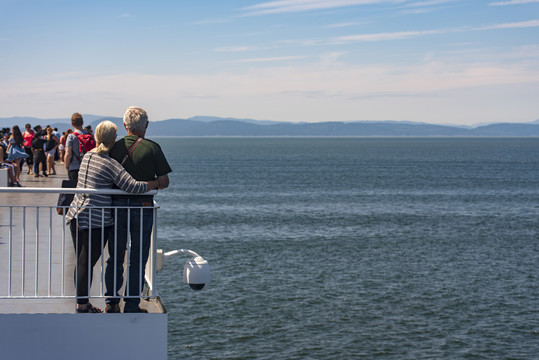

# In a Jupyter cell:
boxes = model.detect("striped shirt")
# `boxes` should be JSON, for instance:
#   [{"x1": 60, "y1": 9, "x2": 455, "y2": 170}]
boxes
[{"x1": 66, "y1": 152, "x2": 148, "y2": 229}]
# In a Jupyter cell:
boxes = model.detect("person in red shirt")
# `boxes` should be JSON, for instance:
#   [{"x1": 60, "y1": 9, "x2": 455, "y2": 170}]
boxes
[{"x1": 22, "y1": 123, "x2": 34, "y2": 174}]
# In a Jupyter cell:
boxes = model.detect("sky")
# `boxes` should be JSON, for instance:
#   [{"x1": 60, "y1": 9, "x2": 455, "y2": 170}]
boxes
[{"x1": 1, "y1": 0, "x2": 539, "y2": 125}]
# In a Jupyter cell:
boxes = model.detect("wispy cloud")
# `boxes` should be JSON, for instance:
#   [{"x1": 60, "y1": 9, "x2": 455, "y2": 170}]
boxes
[
  {"x1": 191, "y1": 18, "x2": 230, "y2": 25},
  {"x1": 476, "y1": 19, "x2": 539, "y2": 30},
  {"x1": 333, "y1": 29, "x2": 447, "y2": 43},
  {"x1": 324, "y1": 22, "x2": 364, "y2": 28},
  {"x1": 405, "y1": 0, "x2": 460, "y2": 7},
  {"x1": 332, "y1": 19, "x2": 539, "y2": 43},
  {"x1": 239, "y1": 0, "x2": 405, "y2": 16},
  {"x1": 489, "y1": 0, "x2": 539, "y2": 6},
  {"x1": 229, "y1": 55, "x2": 308, "y2": 63},
  {"x1": 214, "y1": 46, "x2": 254, "y2": 52},
  {"x1": 401, "y1": 0, "x2": 461, "y2": 13},
  {"x1": 3, "y1": 56, "x2": 539, "y2": 124}
]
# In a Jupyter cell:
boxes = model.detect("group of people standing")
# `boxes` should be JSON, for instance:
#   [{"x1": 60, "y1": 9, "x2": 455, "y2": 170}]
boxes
[
  {"x1": 63, "y1": 108, "x2": 171, "y2": 313},
  {"x1": 0, "y1": 124, "x2": 62, "y2": 186}
]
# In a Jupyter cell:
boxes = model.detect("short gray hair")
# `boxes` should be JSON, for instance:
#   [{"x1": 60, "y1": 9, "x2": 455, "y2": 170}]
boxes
[{"x1": 123, "y1": 106, "x2": 148, "y2": 133}]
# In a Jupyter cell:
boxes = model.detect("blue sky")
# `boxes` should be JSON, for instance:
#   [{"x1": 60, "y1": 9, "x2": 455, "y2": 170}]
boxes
[{"x1": 1, "y1": 0, "x2": 538, "y2": 125}]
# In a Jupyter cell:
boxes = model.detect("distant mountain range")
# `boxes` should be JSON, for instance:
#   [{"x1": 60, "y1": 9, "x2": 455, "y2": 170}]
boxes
[{"x1": 2, "y1": 115, "x2": 539, "y2": 137}]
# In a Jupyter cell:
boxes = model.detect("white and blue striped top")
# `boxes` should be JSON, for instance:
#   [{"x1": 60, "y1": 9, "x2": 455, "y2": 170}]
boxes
[{"x1": 66, "y1": 152, "x2": 148, "y2": 229}]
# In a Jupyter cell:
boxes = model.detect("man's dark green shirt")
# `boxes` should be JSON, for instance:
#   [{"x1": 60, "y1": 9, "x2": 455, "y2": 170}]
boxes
[{"x1": 110, "y1": 135, "x2": 172, "y2": 201}]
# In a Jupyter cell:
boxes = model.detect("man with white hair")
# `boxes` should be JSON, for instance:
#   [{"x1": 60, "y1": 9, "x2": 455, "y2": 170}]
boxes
[{"x1": 104, "y1": 106, "x2": 172, "y2": 313}]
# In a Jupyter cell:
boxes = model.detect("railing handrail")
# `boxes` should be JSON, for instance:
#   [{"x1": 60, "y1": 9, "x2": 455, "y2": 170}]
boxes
[{"x1": 0, "y1": 187, "x2": 158, "y2": 195}]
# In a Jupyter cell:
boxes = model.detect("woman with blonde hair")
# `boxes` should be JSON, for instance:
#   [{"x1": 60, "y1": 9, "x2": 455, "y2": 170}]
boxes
[{"x1": 66, "y1": 120, "x2": 160, "y2": 313}]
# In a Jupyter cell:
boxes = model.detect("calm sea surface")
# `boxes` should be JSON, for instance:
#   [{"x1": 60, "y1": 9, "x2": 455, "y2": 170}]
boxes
[{"x1": 153, "y1": 137, "x2": 539, "y2": 359}]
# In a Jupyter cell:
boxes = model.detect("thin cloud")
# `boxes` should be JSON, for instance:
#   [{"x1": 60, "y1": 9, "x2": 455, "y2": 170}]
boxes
[
  {"x1": 191, "y1": 18, "x2": 230, "y2": 25},
  {"x1": 214, "y1": 46, "x2": 253, "y2": 52},
  {"x1": 239, "y1": 0, "x2": 405, "y2": 16},
  {"x1": 405, "y1": 0, "x2": 461, "y2": 7},
  {"x1": 476, "y1": 19, "x2": 539, "y2": 30},
  {"x1": 400, "y1": 1, "x2": 466, "y2": 15},
  {"x1": 333, "y1": 29, "x2": 447, "y2": 43},
  {"x1": 489, "y1": 0, "x2": 539, "y2": 5},
  {"x1": 324, "y1": 22, "x2": 364, "y2": 28},
  {"x1": 229, "y1": 55, "x2": 308, "y2": 63},
  {"x1": 332, "y1": 19, "x2": 539, "y2": 43}
]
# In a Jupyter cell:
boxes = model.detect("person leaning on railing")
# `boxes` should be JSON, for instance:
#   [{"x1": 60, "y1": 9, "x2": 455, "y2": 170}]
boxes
[
  {"x1": 65, "y1": 120, "x2": 160, "y2": 314},
  {"x1": 104, "y1": 106, "x2": 172, "y2": 314}
]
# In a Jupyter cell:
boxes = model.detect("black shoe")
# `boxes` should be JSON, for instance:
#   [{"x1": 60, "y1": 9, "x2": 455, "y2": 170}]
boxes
[
  {"x1": 76, "y1": 303, "x2": 103, "y2": 313},
  {"x1": 43, "y1": 173, "x2": 48, "y2": 177},
  {"x1": 105, "y1": 303, "x2": 121, "y2": 313},
  {"x1": 124, "y1": 307, "x2": 148, "y2": 313}
]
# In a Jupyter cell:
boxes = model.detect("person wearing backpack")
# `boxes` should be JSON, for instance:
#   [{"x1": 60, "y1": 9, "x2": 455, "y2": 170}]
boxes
[{"x1": 64, "y1": 113, "x2": 96, "y2": 182}]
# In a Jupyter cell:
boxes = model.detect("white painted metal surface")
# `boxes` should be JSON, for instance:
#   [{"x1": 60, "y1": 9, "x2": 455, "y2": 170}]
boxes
[
  {"x1": 1, "y1": 312, "x2": 167, "y2": 360},
  {"x1": 0, "y1": 168, "x2": 8, "y2": 187}
]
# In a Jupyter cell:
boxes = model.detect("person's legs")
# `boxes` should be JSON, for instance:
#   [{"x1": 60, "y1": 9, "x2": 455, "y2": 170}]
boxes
[
  {"x1": 13, "y1": 159, "x2": 20, "y2": 182},
  {"x1": 47, "y1": 154, "x2": 55, "y2": 174},
  {"x1": 24, "y1": 146, "x2": 33, "y2": 174},
  {"x1": 33, "y1": 151, "x2": 39, "y2": 175},
  {"x1": 40, "y1": 155, "x2": 47, "y2": 176},
  {"x1": 71, "y1": 222, "x2": 111, "y2": 310},
  {"x1": 123, "y1": 204, "x2": 154, "y2": 312},
  {"x1": 105, "y1": 203, "x2": 128, "y2": 306},
  {"x1": 33, "y1": 151, "x2": 46, "y2": 176},
  {"x1": 70, "y1": 221, "x2": 90, "y2": 305},
  {"x1": 3, "y1": 163, "x2": 17, "y2": 185}
]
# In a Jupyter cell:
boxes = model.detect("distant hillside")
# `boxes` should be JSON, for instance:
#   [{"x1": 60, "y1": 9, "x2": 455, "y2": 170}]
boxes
[
  {"x1": 2, "y1": 116, "x2": 539, "y2": 137},
  {"x1": 143, "y1": 118, "x2": 539, "y2": 137}
]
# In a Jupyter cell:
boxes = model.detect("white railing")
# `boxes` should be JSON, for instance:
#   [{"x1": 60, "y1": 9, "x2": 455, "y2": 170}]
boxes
[{"x1": 0, "y1": 187, "x2": 159, "y2": 303}]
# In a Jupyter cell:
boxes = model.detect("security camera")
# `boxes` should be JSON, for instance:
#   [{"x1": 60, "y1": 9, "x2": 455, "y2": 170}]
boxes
[
  {"x1": 182, "y1": 254, "x2": 211, "y2": 291},
  {"x1": 157, "y1": 249, "x2": 211, "y2": 291}
]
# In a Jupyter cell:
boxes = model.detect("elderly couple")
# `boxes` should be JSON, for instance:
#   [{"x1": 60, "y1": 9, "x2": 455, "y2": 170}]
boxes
[{"x1": 65, "y1": 107, "x2": 172, "y2": 314}]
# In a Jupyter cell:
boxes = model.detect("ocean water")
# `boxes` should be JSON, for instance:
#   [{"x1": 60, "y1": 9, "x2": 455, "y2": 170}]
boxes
[{"x1": 153, "y1": 137, "x2": 539, "y2": 359}]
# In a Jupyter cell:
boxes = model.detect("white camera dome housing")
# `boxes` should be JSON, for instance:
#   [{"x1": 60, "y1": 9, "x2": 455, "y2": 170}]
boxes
[{"x1": 183, "y1": 256, "x2": 211, "y2": 290}]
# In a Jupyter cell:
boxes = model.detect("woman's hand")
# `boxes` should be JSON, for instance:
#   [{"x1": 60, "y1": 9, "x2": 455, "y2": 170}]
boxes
[{"x1": 147, "y1": 179, "x2": 160, "y2": 190}]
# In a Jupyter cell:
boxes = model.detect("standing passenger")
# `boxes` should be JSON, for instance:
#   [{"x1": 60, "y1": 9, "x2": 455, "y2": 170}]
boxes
[
  {"x1": 6, "y1": 125, "x2": 28, "y2": 185},
  {"x1": 64, "y1": 113, "x2": 92, "y2": 183},
  {"x1": 22, "y1": 123, "x2": 34, "y2": 174},
  {"x1": 44, "y1": 127, "x2": 59, "y2": 175},
  {"x1": 104, "y1": 106, "x2": 172, "y2": 313},
  {"x1": 31, "y1": 126, "x2": 47, "y2": 177}
]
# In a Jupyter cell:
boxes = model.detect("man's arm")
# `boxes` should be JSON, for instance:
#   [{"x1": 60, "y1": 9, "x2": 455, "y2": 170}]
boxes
[
  {"x1": 64, "y1": 145, "x2": 72, "y2": 171},
  {"x1": 157, "y1": 174, "x2": 169, "y2": 190}
]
